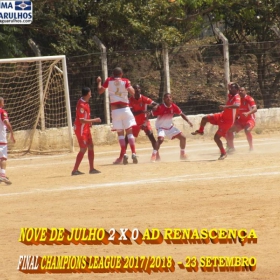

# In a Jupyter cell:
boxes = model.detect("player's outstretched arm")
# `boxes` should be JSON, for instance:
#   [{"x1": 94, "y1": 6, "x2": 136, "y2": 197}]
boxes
[
  {"x1": 79, "y1": 118, "x2": 101, "y2": 124},
  {"x1": 180, "y1": 113, "x2": 193, "y2": 127},
  {"x1": 91, "y1": 118, "x2": 102, "y2": 123},
  {"x1": 127, "y1": 86, "x2": 135, "y2": 98},
  {"x1": 96, "y1": 76, "x2": 105, "y2": 94},
  {"x1": 149, "y1": 102, "x2": 159, "y2": 111}
]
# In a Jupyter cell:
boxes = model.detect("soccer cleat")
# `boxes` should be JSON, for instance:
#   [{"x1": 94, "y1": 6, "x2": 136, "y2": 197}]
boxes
[
  {"x1": 123, "y1": 154, "x2": 129, "y2": 165},
  {"x1": 150, "y1": 153, "x2": 157, "y2": 163},
  {"x1": 218, "y1": 153, "x2": 227, "y2": 160},
  {"x1": 191, "y1": 130, "x2": 204, "y2": 135},
  {"x1": 180, "y1": 153, "x2": 188, "y2": 160},
  {"x1": 113, "y1": 157, "x2": 123, "y2": 164},
  {"x1": 0, "y1": 176, "x2": 12, "y2": 185},
  {"x1": 132, "y1": 153, "x2": 138, "y2": 164},
  {"x1": 89, "y1": 169, "x2": 101, "y2": 174},
  {"x1": 71, "y1": 170, "x2": 84, "y2": 176},
  {"x1": 226, "y1": 147, "x2": 236, "y2": 154}
]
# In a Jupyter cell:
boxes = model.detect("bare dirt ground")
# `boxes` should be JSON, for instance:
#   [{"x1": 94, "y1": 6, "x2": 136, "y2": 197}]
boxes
[{"x1": 1, "y1": 132, "x2": 280, "y2": 280}]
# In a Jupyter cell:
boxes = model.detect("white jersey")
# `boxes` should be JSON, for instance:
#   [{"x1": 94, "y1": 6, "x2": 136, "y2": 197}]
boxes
[
  {"x1": 0, "y1": 108, "x2": 8, "y2": 144},
  {"x1": 102, "y1": 77, "x2": 132, "y2": 105}
]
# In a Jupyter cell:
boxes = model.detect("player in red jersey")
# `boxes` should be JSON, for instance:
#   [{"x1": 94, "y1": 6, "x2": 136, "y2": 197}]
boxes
[
  {"x1": 72, "y1": 87, "x2": 101, "y2": 175},
  {"x1": 0, "y1": 97, "x2": 15, "y2": 184},
  {"x1": 226, "y1": 87, "x2": 257, "y2": 152},
  {"x1": 97, "y1": 67, "x2": 138, "y2": 165},
  {"x1": 191, "y1": 82, "x2": 240, "y2": 160},
  {"x1": 151, "y1": 93, "x2": 193, "y2": 161},
  {"x1": 125, "y1": 84, "x2": 159, "y2": 162}
]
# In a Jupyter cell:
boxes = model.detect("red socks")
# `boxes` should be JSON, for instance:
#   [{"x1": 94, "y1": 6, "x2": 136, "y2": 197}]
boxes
[
  {"x1": 73, "y1": 152, "x2": 84, "y2": 171},
  {"x1": 127, "y1": 134, "x2": 136, "y2": 154},
  {"x1": 88, "y1": 149, "x2": 94, "y2": 170}
]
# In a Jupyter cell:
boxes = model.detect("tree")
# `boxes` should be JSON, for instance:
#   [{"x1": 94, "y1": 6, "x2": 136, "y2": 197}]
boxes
[
  {"x1": 87, "y1": 0, "x2": 208, "y2": 99},
  {"x1": 0, "y1": 0, "x2": 91, "y2": 58},
  {"x1": 206, "y1": 0, "x2": 280, "y2": 107}
]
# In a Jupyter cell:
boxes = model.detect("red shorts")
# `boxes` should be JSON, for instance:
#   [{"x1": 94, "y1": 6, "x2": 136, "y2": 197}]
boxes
[
  {"x1": 132, "y1": 121, "x2": 153, "y2": 137},
  {"x1": 234, "y1": 119, "x2": 255, "y2": 132},
  {"x1": 207, "y1": 113, "x2": 233, "y2": 138},
  {"x1": 75, "y1": 131, "x2": 93, "y2": 148}
]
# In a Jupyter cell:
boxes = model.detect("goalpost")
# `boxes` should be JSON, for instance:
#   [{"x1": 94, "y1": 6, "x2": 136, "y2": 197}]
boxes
[{"x1": 0, "y1": 55, "x2": 74, "y2": 154}]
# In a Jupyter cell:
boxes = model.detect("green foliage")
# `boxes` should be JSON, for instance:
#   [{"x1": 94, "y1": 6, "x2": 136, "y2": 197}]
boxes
[
  {"x1": 0, "y1": 0, "x2": 278, "y2": 107},
  {"x1": 0, "y1": 0, "x2": 211, "y2": 58},
  {"x1": 0, "y1": 0, "x2": 279, "y2": 57},
  {"x1": 0, "y1": 26, "x2": 23, "y2": 58},
  {"x1": 204, "y1": 0, "x2": 280, "y2": 107},
  {"x1": 206, "y1": 0, "x2": 280, "y2": 42}
]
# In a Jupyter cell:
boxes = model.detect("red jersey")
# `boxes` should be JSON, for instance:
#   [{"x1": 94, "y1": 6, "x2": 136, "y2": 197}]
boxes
[
  {"x1": 0, "y1": 108, "x2": 9, "y2": 144},
  {"x1": 238, "y1": 95, "x2": 256, "y2": 122},
  {"x1": 129, "y1": 94, "x2": 153, "y2": 125},
  {"x1": 152, "y1": 103, "x2": 182, "y2": 129},
  {"x1": 222, "y1": 93, "x2": 240, "y2": 124},
  {"x1": 102, "y1": 77, "x2": 131, "y2": 106},
  {"x1": 74, "y1": 98, "x2": 91, "y2": 136}
]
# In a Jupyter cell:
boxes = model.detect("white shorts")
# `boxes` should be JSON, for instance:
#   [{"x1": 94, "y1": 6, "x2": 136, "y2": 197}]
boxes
[
  {"x1": 0, "y1": 144, "x2": 8, "y2": 159},
  {"x1": 111, "y1": 107, "x2": 136, "y2": 130},
  {"x1": 157, "y1": 126, "x2": 181, "y2": 140}
]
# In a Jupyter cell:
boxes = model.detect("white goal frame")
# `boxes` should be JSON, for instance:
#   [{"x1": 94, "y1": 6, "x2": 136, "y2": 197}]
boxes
[{"x1": 0, "y1": 55, "x2": 74, "y2": 153}]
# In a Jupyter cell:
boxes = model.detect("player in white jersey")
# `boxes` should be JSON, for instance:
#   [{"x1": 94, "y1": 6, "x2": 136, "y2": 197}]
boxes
[
  {"x1": 97, "y1": 67, "x2": 138, "y2": 165},
  {"x1": 151, "y1": 93, "x2": 193, "y2": 161},
  {"x1": 0, "y1": 97, "x2": 15, "y2": 185}
]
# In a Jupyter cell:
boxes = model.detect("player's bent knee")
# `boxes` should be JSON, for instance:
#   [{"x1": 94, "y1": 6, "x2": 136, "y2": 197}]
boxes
[{"x1": 214, "y1": 133, "x2": 221, "y2": 141}]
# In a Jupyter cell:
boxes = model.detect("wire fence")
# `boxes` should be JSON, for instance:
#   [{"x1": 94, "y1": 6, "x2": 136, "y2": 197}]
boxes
[{"x1": 67, "y1": 39, "x2": 280, "y2": 124}]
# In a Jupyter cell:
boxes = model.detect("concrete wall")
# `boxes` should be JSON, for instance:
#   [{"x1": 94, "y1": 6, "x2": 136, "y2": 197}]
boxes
[
  {"x1": 10, "y1": 108, "x2": 280, "y2": 152},
  {"x1": 89, "y1": 107, "x2": 280, "y2": 145}
]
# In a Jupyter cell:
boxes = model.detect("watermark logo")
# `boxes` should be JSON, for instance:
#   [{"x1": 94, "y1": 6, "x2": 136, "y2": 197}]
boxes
[{"x1": 0, "y1": 1, "x2": 33, "y2": 24}]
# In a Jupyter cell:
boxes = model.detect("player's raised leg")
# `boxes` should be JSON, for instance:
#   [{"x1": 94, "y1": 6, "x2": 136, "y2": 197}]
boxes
[{"x1": 191, "y1": 115, "x2": 208, "y2": 135}]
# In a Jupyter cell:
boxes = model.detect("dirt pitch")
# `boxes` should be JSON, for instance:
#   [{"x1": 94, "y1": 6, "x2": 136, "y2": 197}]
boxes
[{"x1": 1, "y1": 132, "x2": 280, "y2": 280}]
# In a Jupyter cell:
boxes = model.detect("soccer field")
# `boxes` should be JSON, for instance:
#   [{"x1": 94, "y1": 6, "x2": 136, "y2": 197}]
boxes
[{"x1": 1, "y1": 133, "x2": 280, "y2": 279}]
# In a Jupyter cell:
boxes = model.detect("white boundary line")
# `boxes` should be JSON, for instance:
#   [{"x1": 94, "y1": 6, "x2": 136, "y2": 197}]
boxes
[
  {"x1": 1, "y1": 167, "x2": 280, "y2": 198},
  {"x1": 9, "y1": 137, "x2": 280, "y2": 161},
  {"x1": 7, "y1": 139, "x2": 280, "y2": 169},
  {"x1": 9, "y1": 138, "x2": 279, "y2": 163}
]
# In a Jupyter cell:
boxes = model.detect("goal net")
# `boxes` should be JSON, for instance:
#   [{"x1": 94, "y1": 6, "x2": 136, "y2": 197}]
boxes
[{"x1": 0, "y1": 55, "x2": 73, "y2": 154}]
